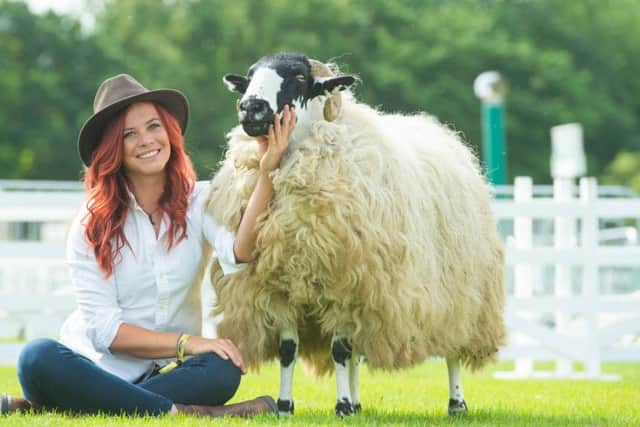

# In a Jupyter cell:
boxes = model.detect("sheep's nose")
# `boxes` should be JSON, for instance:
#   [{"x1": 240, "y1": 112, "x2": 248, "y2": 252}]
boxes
[{"x1": 239, "y1": 99, "x2": 270, "y2": 116}]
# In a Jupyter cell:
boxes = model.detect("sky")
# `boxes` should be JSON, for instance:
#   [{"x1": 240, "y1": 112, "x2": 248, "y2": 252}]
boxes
[{"x1": 25, "y1": 0, "x2": 85, "y2": 15}]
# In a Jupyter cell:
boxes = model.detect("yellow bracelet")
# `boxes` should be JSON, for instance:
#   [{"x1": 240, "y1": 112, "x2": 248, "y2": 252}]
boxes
[
  {"x1": 159, "y1": 333, "x2": 191, "y2": 374},
  {"x1": 158, "y1": 361, "x2": 177, "y2": 374},
  {"x1": 177, "y1": 333, "x2": 190, "y2": 360}
]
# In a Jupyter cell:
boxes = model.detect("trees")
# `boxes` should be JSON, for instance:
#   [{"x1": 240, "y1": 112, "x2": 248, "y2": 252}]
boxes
[
  {"x1": 493, "y1": 0, "x2": 640, "y2": 182},
  {"x1": 0, "y1": 0, "x2": 115, "y2": 179},
  {"x1": 603, "y1": 151, "x2": 640, "y2": 194},
  {"x1": 1, "y1": 0, "x2": 639, "y2": 185}
]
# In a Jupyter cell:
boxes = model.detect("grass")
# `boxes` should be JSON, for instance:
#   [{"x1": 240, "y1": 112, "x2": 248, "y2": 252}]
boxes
[{"x1": 1, "y1": 360, "x2": 638, "y2": 426}]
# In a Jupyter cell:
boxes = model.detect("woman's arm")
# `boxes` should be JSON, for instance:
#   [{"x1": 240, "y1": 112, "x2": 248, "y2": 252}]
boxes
[
  {"x1": 68, "y1": 209, "x2": 246, "y2": 373},
  {"x1": 233, "y1": 105, "x2": 296, "y2": 262},
  {"x1": 110, "y1": 323, "x2": 246, "y2": 373},
  {"x1": 108, "y1": 324, "x2": 179, "y2": 359}
]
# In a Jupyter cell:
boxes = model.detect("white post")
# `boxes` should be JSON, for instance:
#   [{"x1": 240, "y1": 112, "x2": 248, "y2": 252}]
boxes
[
  {"x1": 513, "y1": 177, "x2": 533, "y2": 376},
  {"x1": 550, "y1": 123, "x2": 586, "y2": 377},
  {"x1": 553, "y1": 177, "x2": 574, "y2": 376},
  {"x1": 579, "y1": 177, "x2": 600, "y2": 377}
]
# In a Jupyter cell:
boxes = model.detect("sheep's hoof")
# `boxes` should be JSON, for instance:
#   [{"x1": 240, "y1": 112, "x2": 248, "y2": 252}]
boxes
[
  {"x1": 335, "y1": 398, "x2": 354, "y2": 417},
  {"x1": 448, "y1": 399, "x2": 468, "y2": 416},
  {"x1": 353, "y1": 403, "x2": 362, "y2": 413},
  {"x1": 277, "y1": 399, "x2": 294, "y2": 416}
]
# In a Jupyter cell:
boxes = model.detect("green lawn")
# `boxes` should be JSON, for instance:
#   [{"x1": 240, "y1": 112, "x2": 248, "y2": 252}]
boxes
[{"x1": 1, "y1": 361, "x2": 638, "y2": 426}]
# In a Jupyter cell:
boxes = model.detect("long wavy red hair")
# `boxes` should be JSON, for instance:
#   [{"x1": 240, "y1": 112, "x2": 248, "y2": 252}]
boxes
[{"x1": 83, "y1": 103, "x2": 196, "y2": 277}]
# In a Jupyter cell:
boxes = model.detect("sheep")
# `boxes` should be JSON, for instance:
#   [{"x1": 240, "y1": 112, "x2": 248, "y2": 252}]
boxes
[{"x1": 204, "y1": 52, "x2": 507, "y2": 417}]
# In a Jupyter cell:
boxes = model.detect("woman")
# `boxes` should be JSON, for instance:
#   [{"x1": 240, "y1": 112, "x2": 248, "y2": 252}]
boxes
[{"x1": 0, "y1": 74, "x2": 295, "y2": 417}]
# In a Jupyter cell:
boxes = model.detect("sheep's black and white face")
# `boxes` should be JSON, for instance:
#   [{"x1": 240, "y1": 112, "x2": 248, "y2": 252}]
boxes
[{"x1": 223, "y1": 53, "x2": 355, "y2": 138}]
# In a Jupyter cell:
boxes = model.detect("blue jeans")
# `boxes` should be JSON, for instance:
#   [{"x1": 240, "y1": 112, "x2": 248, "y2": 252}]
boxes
[{"x1": 17, "y1": 338, "x2": 241, "y2": 416}]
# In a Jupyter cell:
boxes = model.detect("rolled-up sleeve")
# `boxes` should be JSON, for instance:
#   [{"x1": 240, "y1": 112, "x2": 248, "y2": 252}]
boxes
[
  {"x1": 65, "y1": 211, "x2": 123, "y2": 354},
  {"x1": 203, "y1": 213, "x2": 248, "y2": 275}
]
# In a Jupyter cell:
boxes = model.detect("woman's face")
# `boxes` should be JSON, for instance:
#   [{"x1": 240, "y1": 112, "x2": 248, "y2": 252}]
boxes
[{"x1": 122, "y1": 102, "x2": 171, "y2": 178}]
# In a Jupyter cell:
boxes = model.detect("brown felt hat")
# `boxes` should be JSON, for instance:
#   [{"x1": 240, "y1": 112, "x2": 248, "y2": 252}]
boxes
[{"x1": 77, "y1": 74, "x2": 189, "y2": 166}]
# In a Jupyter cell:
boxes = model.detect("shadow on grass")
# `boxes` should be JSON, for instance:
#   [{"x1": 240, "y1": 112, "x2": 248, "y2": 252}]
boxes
[
  {"x1": 275, "y1": 408, "x2": 629, "y2": 426},
  {"x1": 2, "y1": 409, "x2": 633, "y2": 427}
]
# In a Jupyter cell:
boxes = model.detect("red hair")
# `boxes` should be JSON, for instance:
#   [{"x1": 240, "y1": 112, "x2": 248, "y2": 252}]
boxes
[{"x1": 83, "y1": 103, "x2": 196, "y2": 277}]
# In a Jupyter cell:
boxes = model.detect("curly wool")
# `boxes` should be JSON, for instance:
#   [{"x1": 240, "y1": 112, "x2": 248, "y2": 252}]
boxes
[{"x1": 205, "y1": 96, "x2": 506, "y2": 375}]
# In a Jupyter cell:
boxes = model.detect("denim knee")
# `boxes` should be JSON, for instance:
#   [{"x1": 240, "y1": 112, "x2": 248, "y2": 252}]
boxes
[
  {"x1": 198, "y1": 353, "x2": 242, "y2": 401},
  {"x1": 17, "y1": 338, "x2": 61, "y2": 384}
]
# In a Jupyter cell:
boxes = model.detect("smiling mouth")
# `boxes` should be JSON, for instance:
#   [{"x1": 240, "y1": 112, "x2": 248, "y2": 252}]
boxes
[
  {"x1": 242, "y1": 121, "x2": 271, "y2": 137},
  {"x1": 137, "y1": 149, "x2": 161, "y2": 159}
]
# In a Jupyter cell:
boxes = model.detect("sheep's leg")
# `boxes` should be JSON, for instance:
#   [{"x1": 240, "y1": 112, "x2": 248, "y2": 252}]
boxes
[
  {"x1": 446, "y1": 357, "x2": 468, "y2": 416},
  {"x1": 349, "y1": 352, "x2": 362, "y2": 413},
  {"x1": 277, "y1": 329, "x2": 298, "y2": 416},
  {"x1": 331, "y1": 333, "x2": 354, "y2": 416}
]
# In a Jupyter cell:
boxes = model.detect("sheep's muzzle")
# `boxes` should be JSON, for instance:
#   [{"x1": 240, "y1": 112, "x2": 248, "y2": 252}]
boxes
[{"x1": 238, "y1": 98, "x2": 274, "y2": 137}]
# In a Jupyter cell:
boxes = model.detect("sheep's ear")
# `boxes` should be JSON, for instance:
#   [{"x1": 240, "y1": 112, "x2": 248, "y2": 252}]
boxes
[
  {"x1": 310, "y1": 75, "x2": 356, "y2": 98},
  {"x1": 223, "y1": 74, "x2": 249, "y2": 94}
]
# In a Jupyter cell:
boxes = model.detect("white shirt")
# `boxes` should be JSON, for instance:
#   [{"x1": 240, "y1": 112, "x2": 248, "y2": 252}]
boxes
[{"x1": 60, "y1": 181, "x2": 245, "y2": 382}]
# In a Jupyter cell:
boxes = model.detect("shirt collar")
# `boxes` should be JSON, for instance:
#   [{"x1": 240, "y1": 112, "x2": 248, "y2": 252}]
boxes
[{"x1": 124, "y1": 183, "x2": 146, "y2": 213}]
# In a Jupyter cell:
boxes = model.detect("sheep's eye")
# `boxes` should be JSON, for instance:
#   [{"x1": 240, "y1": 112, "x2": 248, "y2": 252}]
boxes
[{"x1": 295, "y1": 74, "x2": 306, "y2": 82}]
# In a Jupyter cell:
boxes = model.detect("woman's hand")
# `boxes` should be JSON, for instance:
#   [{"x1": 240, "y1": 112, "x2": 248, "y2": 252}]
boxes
[
  {"x1": 233, "y1": 105, "x2": 296, "y2": 263},
  {"x1": 256, "y1": 104, "x2": 296, "y2": 174},
  {"x1": 184, "y1": 336, "x2": 247, "y2": 374}
]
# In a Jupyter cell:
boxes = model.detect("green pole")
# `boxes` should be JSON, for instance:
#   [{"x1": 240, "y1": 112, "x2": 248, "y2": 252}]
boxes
[
  {"x1": 481, "y1": 102, "x2": 507, "y2": 185},
  {"x1": 474, "y1": 71, "x2": 508, "y2": 186}
]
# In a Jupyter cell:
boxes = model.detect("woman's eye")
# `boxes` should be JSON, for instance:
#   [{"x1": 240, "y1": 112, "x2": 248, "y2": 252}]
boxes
[
  {"x1": 149, "y1": 123, "x2": 160, "y2": 130},
  {"x1": 295, "y1": 74, "x2": 306, "y2": 82},
  {"x1": 123, "y1": 131, "x2": 134, "y2": 139}
]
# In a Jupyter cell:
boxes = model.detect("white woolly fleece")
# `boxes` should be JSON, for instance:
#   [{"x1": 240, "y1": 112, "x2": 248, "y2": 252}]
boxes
[{"x1": 205, "y1": 93, "x2": 506, "y2": 375}]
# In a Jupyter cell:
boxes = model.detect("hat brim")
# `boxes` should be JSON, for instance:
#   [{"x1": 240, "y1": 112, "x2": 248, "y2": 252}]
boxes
[{"x1": 77, "y1": 88, "x2": 189, "y2": 167}]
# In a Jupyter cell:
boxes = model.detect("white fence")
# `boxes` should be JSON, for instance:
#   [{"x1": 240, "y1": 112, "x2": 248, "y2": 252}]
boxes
[
  {"x1": 1, "y1": 179, "x2": 639, "y2": 378},
  {"x1": 494, "y1": 177, "x2": 640, "y2": 380},
  {"x1": 0, "y1": 182, "x2": 82, "y2": 364}
]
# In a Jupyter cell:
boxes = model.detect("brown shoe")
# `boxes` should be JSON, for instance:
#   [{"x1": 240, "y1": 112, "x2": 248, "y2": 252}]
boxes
[
  {"x1": 0, "y1": 393, "x2": 36, "y2": 415},
  {"x1": 175, "y1": 395, "x2": 278, "y2": 418}
]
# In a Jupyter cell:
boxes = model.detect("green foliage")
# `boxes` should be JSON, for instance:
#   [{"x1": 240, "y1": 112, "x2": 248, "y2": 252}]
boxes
[
  {"x1": 492, "y1": 0, "x2": 640, "y2": 182},
  {"x1": 1, "y1": 0, "x2": 639, "y2": 183},
  {"x1": 602, "y1": 150, "x2": 640, "y2": 194},
  {"x1": 1, "y1": 361, "x2": 639, "y2": 425},
  {"x1": 0, "y1": 0, "x2": 118, "y2": 179}
]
